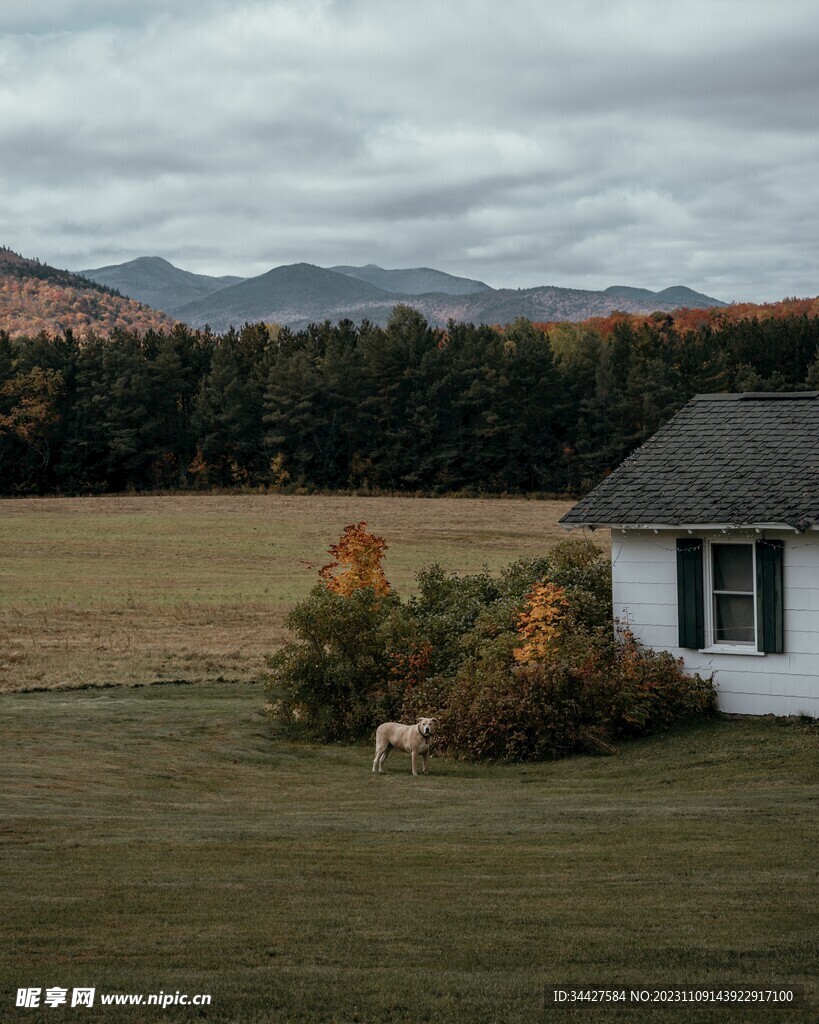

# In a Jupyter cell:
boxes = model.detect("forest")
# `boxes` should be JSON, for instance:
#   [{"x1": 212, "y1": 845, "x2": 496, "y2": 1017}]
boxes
[{"x1": 2, "y1": 303, "x2": 819, "y2": 497}]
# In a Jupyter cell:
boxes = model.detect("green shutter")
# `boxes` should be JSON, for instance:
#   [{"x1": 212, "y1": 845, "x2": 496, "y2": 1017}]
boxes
[
  {"x1": 676, "y1": 538, "x2": 705, "y2": 649},
  {"x1": 756, "y1": 539, "x2": 784, "y2": 653}
]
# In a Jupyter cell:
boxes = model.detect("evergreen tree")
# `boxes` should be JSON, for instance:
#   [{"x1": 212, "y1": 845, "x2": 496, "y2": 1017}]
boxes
[{"x1": 192, "y1": 328, "x2": 268, "y2": 485}]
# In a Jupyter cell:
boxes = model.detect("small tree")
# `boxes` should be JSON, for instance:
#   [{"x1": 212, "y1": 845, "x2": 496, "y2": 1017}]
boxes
[
  {"x1": 513, "y1": 582, "x2": 570, "y2": 663},
  {"x1": 318, "y1": 521, "x2": 390, "y2": 597},
  {"x1": 267, "y1": 584, "x2": 402, "y2": 740},
  {"x1": 0, "y1": 366, "x2": 64, "y2": 468},
  {"x1": 267, "y1": 523, "x2": 401, "y2": 740}
]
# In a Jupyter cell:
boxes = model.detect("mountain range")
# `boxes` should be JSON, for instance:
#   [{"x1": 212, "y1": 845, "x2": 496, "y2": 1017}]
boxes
[{"x1": 79, "y1": 256, "x2": 727, "y2": 331}]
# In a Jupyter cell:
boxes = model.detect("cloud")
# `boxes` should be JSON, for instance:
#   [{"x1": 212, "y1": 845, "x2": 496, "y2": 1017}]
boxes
[{"x1": 1, "y1": 0, "x2": 818, "y2": 301}]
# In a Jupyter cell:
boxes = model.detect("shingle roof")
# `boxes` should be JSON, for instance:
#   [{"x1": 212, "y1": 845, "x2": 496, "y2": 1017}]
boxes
[{"x1": 560, "y1": 392, "x2": 819, "y2": 532}]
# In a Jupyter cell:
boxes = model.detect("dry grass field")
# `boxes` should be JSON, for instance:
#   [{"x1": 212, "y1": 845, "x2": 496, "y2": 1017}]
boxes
[{"x1": 0, "y1": 494, "x2": 596, "y2": 693}]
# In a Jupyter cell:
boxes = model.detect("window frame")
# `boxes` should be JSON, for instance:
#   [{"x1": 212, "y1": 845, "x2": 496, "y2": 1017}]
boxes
[{"x1": 702, "y1": 538, "x2": 760, "y2": 652}]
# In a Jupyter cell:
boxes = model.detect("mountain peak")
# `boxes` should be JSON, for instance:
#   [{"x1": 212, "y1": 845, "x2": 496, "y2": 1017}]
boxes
[
  {"x1": 134, "y1": 256, "x2": 175, "y2": 267},
  {"x1": 329, "y1": 263, "x2": 491, "y2": 296},
  {"x1": 605, "y1": 283, "x2": 726, "y2": 307},
  {"x1": 81, "y1": 257, "x2": 248, "y2": 311}
]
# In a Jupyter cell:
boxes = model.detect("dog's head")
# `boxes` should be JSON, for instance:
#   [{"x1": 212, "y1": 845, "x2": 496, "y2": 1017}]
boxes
[{"x1": 417, "y1": 717, "x2": 439, "y2": 738}]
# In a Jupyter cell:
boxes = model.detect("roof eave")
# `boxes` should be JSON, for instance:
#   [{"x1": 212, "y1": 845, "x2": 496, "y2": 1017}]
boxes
[{"x1": 561, "y1": 520, "x2": 813, "y2": 533}]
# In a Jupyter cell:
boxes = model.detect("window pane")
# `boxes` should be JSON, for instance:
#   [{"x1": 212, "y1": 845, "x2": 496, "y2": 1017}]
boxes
[
  {"x1": 713, "y1": 544, "x2": 753, "y2": 592},
  {"x1": 714, "y1": 594, "x2": 755, "y2": 643}
]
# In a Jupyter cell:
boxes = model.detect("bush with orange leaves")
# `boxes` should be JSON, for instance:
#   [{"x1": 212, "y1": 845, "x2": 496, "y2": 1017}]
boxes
[
  {"x1": 267, "y1": 529, "x2": 716, "y2": 754},
  {"x1": 402, "y1": 540, "x2": 715, "y2": 761},
  {"x1": 438, "y1": 621, "x2": 717, "y2": 762}
]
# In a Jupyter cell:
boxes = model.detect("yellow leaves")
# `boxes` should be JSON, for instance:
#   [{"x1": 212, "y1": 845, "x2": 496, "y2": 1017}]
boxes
[
  {"x1": 269, "y1": 452, "x2": 290, "y2": 488},
  {"x1": 513, "y1": 581, "x2": 569, "y2": 664},
  {"x1": 0, "y1": 367, "x2": 63, "y2": 446},
  {"x1": 319, "y1": 521, "x2": 390, "y2": 597},
  {"x1": 186, "y1": 449, "x2": 211, "y2": 488}
]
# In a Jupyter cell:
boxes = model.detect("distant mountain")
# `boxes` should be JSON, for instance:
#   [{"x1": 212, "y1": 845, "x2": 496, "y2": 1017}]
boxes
[
  {"x1": 170, "y1": 263, "x2": 394, "y2": 327},
  {"x1": 80, "y1": 256, "x2": 245, "y2": 312},
  {"x1": 655, "y1": 285, "x2": 726, "y2": 307},
  {"x1": 0, "y1": 247, "x2": 175, "y2": 337},
  {"x1": 414, "y1": 284, "x2": 728, "y2": 329},
  {"x1": 605, "y1": 284, "x2": 726, "y2": 307},
  {"x1": 71, "y1": 254, "x2": 729, "y2": 330},
  {"x1": 172, "y1": 269, "x2": 728, "y2": 332},
  {"x1": 329, "y1": 263, "x2": 490, "y2": 296}
]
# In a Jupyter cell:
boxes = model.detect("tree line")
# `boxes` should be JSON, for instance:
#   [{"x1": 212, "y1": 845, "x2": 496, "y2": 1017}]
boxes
[{"x1": 2, "y1": 304, "x2": 819, "y2": 496}]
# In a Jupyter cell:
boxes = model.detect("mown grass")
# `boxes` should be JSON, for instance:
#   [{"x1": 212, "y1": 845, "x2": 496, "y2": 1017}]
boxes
[
  {"x1": 1, "y1": 682, "x2": 816, "y2": 1023},
  {"x1": 0, "y1": 494, "x2": 587, "y2": 692}
]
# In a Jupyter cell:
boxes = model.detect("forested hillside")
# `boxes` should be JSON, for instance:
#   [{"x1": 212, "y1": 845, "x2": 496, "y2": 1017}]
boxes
[
  {"x1": 2, "y1": 300, "x2": 818, "y2": 497},
  {"x1": 0, "y1": 248, "x2": 176, "y2": 337}
]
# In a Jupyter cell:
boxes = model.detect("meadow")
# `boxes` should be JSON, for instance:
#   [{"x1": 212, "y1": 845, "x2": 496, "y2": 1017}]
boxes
[
  {"x1": 0, "y1": 493, "x2": 583, "y2": 692},
  {"x1": 1, "y1": 495, "x2": 816, "y2": 1023},
  {"x1": 1, "y1": 682, "x2": 816, "y2": 1023}
]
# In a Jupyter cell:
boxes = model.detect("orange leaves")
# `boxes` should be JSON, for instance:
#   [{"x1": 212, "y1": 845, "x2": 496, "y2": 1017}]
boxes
[
  {"x1": 548, "y1": 295, "x2": 819, "y2": 343},
  {"x1": 388, "y1": 640, "x2": 432, "y2": 696},
  {"x1": 319, "y1": 521, "x2": 390, "y2": 597},
  {"x1": 513, "y1": 581, "x2": 569, "y2": 664}
]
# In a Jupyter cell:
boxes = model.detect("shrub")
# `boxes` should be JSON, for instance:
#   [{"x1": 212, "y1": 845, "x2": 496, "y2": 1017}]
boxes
[
  {"x1": 602, "y1": 627, "x2": 718, "y2": 736},
  {"x1": 407, "y1": 564, "x2": 502, "y2": 677},
  {"x1": 266, "y1": 584, "x2": 407, "y2": 741},
  {"x1": 402, "y1": 543, "x2": 610, "y2": 677},
  {"x1": 266, "y1": 527, "x2": 715, "y2": 757},
  {"x1": 544, "y1": 537, "x2": 612, "y2": 630},
  {"x1": 430, "y1": 623, "x2": 717, "y2": 762},
  {"x1": 436, "y1": 648, "x2": 587, "y2": 762}
]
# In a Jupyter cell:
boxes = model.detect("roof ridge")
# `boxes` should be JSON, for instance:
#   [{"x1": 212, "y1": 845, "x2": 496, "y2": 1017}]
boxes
[{"x1": 691, "y1": 391, "x2": 819, "y2": 402}]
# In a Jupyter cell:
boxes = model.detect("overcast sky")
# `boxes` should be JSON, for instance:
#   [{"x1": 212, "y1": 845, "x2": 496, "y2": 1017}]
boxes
[{"x1": 1, "y1": 0, "x2": 817, "y2": 301}]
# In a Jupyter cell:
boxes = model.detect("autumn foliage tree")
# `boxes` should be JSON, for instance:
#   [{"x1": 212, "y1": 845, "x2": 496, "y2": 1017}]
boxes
[
  {"x1": 266, "y1": 523, "x2": 400, "y2": 740},
  {"x1": 318, "y1": 521, "x2": 390, "y2": 597},
  {"x1": 513, "y1": 582, "x2": 570, "y2": 663},
  {"x1": 0, "y1": 366, "x2": 64, "y2": 468}
]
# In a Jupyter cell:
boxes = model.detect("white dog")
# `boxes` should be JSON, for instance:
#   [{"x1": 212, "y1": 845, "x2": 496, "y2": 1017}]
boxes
[{"x1": 372, "y1": 717, "x2": 439, "y2": 775}]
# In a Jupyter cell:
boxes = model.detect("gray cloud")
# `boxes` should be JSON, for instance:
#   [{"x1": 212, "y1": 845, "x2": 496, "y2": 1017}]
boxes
[{"x1": 1, "y1": 0, "x2": 818, "y2": 302}]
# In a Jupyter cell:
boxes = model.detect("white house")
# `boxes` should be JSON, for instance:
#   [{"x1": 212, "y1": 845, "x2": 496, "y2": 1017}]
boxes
[{"x1": 561, "y1": 392, "x2": 819, "y2": 718}]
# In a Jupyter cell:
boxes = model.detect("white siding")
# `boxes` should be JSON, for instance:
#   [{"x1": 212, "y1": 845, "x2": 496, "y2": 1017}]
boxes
[{"x1": 611, "y1": 528, "x2": 819, "y2": 718}]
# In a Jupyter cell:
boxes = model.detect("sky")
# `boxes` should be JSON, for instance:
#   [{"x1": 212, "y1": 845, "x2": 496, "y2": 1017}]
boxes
[{"x1": 1, "y1": 0, "x2": 817, "y2": 302}]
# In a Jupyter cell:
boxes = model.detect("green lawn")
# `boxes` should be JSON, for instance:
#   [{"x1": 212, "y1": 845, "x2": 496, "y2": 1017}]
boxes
[{"x1": 1, "y1": 682, "x2": 816, "y2": 1023}]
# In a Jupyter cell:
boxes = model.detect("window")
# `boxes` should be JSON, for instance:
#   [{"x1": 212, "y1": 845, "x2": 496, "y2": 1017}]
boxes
[
  {"x1": 710, "y1": 543, "x2": 755, "y2": 646},
  {"x1": 676, "y1": 537, "x2": 784, "y2": 654}
]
